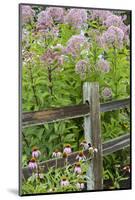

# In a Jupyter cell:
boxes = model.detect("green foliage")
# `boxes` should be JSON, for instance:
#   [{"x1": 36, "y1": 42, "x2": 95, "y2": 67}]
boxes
[
  {"x1": 103, "y1": 148, "x2": 130, "y2": 189},
  {"x1": 22, "y1": 162, "x2": 89, "y2": 195}
]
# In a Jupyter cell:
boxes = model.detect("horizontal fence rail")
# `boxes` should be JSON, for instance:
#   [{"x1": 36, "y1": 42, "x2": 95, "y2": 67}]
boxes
[
  {"x1": 100, "y1": 98, "x2": 130, "y2": 112},
  {"x1": 22, "y1": 133, "x2": 130, "y2": 180},
  {"x1": 22, "y1": 98, "x2": 130, "y2": 128},
  {"x1": 103, "y1": 133, "x2": 130, "y2": 156}
]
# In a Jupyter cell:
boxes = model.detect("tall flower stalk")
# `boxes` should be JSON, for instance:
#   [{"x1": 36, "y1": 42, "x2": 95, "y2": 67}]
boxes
[
  {"x1": 28, "y1": 63, "x2": 40, "y2": 107},
  {"x1": 113, "y1": 46, "x2": 118, "y2": 98}
]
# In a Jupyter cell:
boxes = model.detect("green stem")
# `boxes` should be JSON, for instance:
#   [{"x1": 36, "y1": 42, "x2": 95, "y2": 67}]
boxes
[
  {"x1": 29, "y1": 64, "x2": 39, "y2": 107},
  {"x1": 48, "y1": 66, "x2": 53, "y2": 95},
  {"x1": 22, "y1": 131, "x2": 29, "y2": 147},
  {"x1": 113, "y1": 47, "x2": 118, "y2": 98}
]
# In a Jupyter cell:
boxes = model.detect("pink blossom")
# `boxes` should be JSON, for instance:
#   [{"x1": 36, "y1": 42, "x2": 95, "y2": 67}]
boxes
[
  {"x1": 32, "y1": 149, "x2": 41, "y2": 158},
  {"x1": 21, "y1": 5, "x2": 35, "y2": 24},
  {"x1": 61, "y1": 178, "x2": 69, "y2": 187},
  {"x1": 75, "y1": 60, "x2": 88, "y2": 75},
  {"x1": 102, "y1": 87, "x2": 112, "y2": 98},
  {"x1": 101, "y1": 26, "x2": 124, "y2": 48},
  {"x1": 52, "y1": 150, "x2": 62, "y2": 158},
  {"x1": 41, "y1": 48, "x2": 64, "y2": 66},
  {"x1": 74, "y1": 165, "x2": 82, "y2": 174},
  {"x1": 37, "y1": 10, "x2": 53, "y2": 30},
  {"x1": 103, "y1": 14, "x2": 123, "y2": 27},
  {"x1": 46, "y1": 7, "x2": 65, "y2": 22},
  {"x1": 103, "y1": 14, "x2": 130, "y2": 46},
  {"x1": 64, "y1": 9, "x2": 87, "y2": 28},
  {"x1": 97, "y1": 58, "x2": 110, "y2": 73},
  {"x1": 63, "y1": 147, "x2": 72, "y2": 154},
  {"x1": 76, "y1": 152, "x2": 86, "y2": 161},
  {"x1": 28, "y1": 158, "x2": 38, "y2": 170},
  {"x1": 65, "y1": 35, "x2": 88, "y2": 57},
  {"x1": 90, "y1": 10, "x2": 112, "y2": 22}
]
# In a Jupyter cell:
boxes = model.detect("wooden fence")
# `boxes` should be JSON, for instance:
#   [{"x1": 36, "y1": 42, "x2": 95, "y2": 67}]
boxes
[{"x1": 22, "y1": 82, "x2": 130, "y2": 190}]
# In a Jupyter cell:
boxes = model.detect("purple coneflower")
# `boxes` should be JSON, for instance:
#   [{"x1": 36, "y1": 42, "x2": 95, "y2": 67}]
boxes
[
  {"x1": 76, "y1": 151, "x2": 86, "y2": 161},
  {"x1": 28, "y1": 158, "x2": 38, "y2": 170},
  {"x1": 60, "y1": 177, "x2": 69, "y2": 187},
  {"x1": 52, "y1": 149, "x2": 62, "y2": 158},
  {"x1": 32, "y1": 147, "x2": 41, "y2": 158},
  {"x1": 80, "y1": 140, "x2": 92, "y2": 150},
  {"x1": 74, "y1": 162, "x2": 82, "y2": 174},
  {"x1": 63, "y1": 144, "x2": 72, "y2": 154}
]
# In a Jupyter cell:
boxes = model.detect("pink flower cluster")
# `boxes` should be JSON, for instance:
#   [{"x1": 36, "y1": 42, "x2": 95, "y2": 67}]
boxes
[
  {"x1": 64, "y1": 35, "x2": 88, "y2": 57},
  {"x1": 41, "y1": 48, "x2": 64, "y2": 66},
  {"x1": 90, "y1": 9, "x2": 113, "y2": 22},
  {"x1": 101, "y1": 26, "x2": 125, "y2": 49},
  {"x1": 46, "y1": 7, "x2": 65, "y2": 22},
  {"x1": 75, "y1": 60, "x2": 88, "y2": 75},
  {"x1": 64, "y1": 9, "x2": 87, "y2": 28},
  {"x1": 37, "y1": 10, "x2": 53, "y2": 30},
  {"x1": 21, "y1": 5, "x2": 35, "y2": 24},
  {"x1": 104, "y1": 14, "x2": 123, "y2": 27},
  {"x1": 103, "y1": 14, "x2": 130, "y2": 45},
  {"x1": 97, "y1": 58, "x2": 110, "y2": 73},
  {"x1": 89, "y1": 10, "x2": 130, "y2": 48},
  {"x1": 37, "y1": 7, "x2": 65, "y2": 30},
  {"x1": 28, "y1": 147, "x2": 41, "y2": 171},
  {"x1": 102, "y1": 87, "x2": 112, "y2": 98}
]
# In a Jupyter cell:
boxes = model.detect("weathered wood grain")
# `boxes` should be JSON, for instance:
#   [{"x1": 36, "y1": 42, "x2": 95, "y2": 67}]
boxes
[
  {"x1": 84, "y1": 82, "x2": 103, "y2": 190},
  {"x1": 83, "y1": 82, "x2": 94, "y2": 190},
  {"x1": 103, "y1": 133, "x2": 130, "y2": 156},
  {"x1": 100, "y1": 98, "x2": 130, "y2": 112},
  {"x1": 103, "y1": 133, "x2": 130, "y2": 149},
  {"x1": 22, "y1": 98, "x2": 130, "y2": 128},
  {"x1": 22, "y1": 104, "x2": 89, "y2": 127}
]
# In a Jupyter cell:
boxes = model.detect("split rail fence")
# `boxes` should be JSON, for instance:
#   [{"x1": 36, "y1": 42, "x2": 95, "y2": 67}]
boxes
[{"x1": 22, "y1": 82, "x2": 130, "y2": 190}]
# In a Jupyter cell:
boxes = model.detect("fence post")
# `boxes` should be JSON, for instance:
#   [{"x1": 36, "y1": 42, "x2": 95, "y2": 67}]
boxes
[{"x1": 83, "y1": 82, "x2": 103, "y2": 190}]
